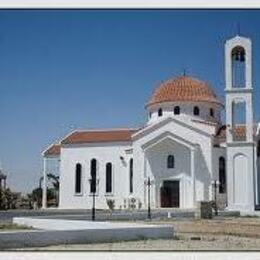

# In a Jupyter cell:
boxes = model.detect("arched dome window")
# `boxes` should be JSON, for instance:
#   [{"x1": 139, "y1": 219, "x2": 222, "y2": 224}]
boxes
[
  {"x1": 174, "y1": 106, "x2": 180, "y2": 115},
  {"x1": 158, "y1": 108, "x2": 163, "y2": 117},
  {"x1": 210, "y1": 108, "x2": 214, "y2": 117},
  {"x1": 193, "y1": 106, "x2": 200, "y2": 116},
  {"x1": 167, "y1": 155, "x2": 175, "y2": 169}
]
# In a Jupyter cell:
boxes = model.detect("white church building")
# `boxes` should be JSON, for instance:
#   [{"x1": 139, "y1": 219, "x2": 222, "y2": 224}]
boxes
[{"x1": 42, "y1": 35, "x2": 260, "y2": 213}]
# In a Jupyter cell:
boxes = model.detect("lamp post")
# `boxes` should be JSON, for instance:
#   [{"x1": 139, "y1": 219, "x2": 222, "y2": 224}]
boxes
[
  {"x1": 89, "y1": 178, "x2": 99, "y2": 221},
  {"x1": 144, "y1": 177, "x2": 154, "y2": 220},
  {"x1": 211, "y1": 180, "x2": 220, "y2": 216}
]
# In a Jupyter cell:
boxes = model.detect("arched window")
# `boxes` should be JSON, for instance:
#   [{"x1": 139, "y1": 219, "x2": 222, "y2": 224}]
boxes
[
  {"x1": 158, "y1": 108, "x2": 163, "y2": 117},
  {"x1": 232, "y1": 46, "x2": 246, "y2": 88},
  {"x1": 193, "y1": 106, "x2": 200, "y2": 116},
  {"x1": 167, "y1": 155, "x2": 175, "y2": 168},
  {"x1": 174, "y1": 106, "x2": 180, "y2": 115},
  {"x1": 129, "y1": 158, "x2": 133, "y2": 193},
  {"x1": 219, "y1": 157, "x2": 226, "y2": 193},
  {"x1": 75, "y1": 163, "x2": 82, "y2": 194},
  {"x1": 106, "y1": 163, "x2": 112, "y2": 193},
  {"x1": 210, "y1": 108, "x2": 214, "y2": 117},
  {"x1": 90, "y1": 159, "x2": 97, "y2": 193}
]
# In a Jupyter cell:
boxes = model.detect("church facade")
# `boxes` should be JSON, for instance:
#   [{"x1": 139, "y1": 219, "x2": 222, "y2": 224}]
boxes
[{"x1": 42, "y1": 35, "x2": 260, "y2": 213}]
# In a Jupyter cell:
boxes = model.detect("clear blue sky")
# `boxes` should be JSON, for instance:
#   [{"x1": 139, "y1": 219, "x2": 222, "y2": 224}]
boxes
[{"x1": 0, "y1": 9, "x2": 260, "y2": 193}]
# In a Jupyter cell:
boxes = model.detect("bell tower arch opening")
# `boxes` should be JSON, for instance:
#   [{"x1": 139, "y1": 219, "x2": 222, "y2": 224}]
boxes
[
  {"x1": 232, "y1": 99, "x2": 246, "y2": 142},
  {"x1": 231, "y1": 46, "x2": 246, "y2": 88}
]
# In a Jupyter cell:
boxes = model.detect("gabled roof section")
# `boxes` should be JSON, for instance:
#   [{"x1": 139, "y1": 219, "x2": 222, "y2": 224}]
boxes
[
  {"x1": 132, "y1": 117, "x2": 213, "y2": 141},
  {"x1": 61, "y1": 129, "x2": 138, "y2": 145},
  {"x1": 43, "y1": 144, "x2": 61, "y2": 157},
  {"x1": 142, "y1": 131, "x2": 197, "y2": 151}
]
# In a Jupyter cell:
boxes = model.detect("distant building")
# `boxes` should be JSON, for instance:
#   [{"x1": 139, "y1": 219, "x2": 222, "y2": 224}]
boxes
[{"x1": 42, "y1": 35, "x2": 260, "y2": 213}]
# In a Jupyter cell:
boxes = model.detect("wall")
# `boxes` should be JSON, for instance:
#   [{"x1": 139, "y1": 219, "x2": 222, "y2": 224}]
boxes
[
  {"x1": 227, "y1": 144, "x2": 255, "y2": 212},
  {"x1": 58, "y1": 118, "x2": 217, "y2": 210},
  {"x1": 145, "y1": 138, "x2": 191, "y2": 208},
  {"x1": 59, "y1": 142, "x2": 133, "y2": 209},
  {"x1": 133, "y1": 117, "x2": 215, "y2": 208}
]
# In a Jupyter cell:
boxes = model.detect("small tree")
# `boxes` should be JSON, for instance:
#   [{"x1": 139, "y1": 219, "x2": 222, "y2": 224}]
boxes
[{"x1": 4, "y1": 188, "x2": 13, "y2": 209}]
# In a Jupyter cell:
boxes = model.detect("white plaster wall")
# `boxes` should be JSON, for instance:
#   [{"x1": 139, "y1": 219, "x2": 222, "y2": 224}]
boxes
[
  {"x1": 227, "y1": 144, "x2": 255, "y2": 212},
  {"x1": 145, "y1": 138, "x2": 192, "y2": 208},
  {"x1": 234, "y1": 154, "x2": 248, "y2": 204},
  {"x1": 132, "y1": 118, "x2": 214, "y2": 208},
  {"x1": 59, "y1": 142, "x2": 133, "y2": 209},
  {"x1": 194, "y1": 146, "x2": 212, "y2": 203}
]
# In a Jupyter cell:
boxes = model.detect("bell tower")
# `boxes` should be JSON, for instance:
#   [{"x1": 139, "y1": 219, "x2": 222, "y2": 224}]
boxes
[{"x1": 225, "y1": 35, "x2": 255, "y2": 212}]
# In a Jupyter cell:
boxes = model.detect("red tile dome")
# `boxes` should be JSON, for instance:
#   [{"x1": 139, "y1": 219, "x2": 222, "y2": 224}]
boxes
[{"x1": 146, "y1": 76, "x2": 223, "y2": 108}]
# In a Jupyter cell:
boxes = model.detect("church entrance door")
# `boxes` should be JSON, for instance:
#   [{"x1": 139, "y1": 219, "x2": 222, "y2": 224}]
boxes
[{"x1": 160, "y1": 180, "x2": 180, "y2": 208}]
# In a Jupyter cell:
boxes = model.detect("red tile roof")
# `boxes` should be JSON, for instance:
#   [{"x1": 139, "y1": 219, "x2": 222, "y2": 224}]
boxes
[
  {"x1": 61, "y1": 129, "x2": 138, "y2": 145},
  {"x1": 44, "y1": 125, "x2": 256, "y2": 155},
  {"x1": 216, "y1": 125, "x2": 249, "y2": 141},
  {"x1": 43, "y1": 144, "x2": 61, "y2": 157},
  {"x1": 146, "y1": 76, "x2": 223, "y2": 107}
]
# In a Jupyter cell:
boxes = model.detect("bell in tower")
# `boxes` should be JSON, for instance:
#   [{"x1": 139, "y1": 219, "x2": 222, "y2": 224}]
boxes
[
  {"x1": 232, "y1": 46, "x2": 245, "y2": 62},
  {"x1": 231, "y1": 45, "x2": 246, "y2": 88}
]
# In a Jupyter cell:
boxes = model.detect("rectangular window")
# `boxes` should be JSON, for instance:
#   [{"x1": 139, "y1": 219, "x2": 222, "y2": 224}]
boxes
[
  {"x1": 129, "y1": 159, "x2": 133, "y2": 193},
  {"x1": 75, "y1": 163, "x2": 82, "y2": 194},
  {"x1": 90, "y1": 159, "x2": 97, "y2": 193},
  {"x1": 106, "y1": 163, "x2": 112, "y2": 193}
]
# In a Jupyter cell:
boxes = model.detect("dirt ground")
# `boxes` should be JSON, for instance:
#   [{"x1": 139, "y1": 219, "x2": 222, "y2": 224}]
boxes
[{"x1": 23, "y1": 217, "x2": 260, "y2": 251}]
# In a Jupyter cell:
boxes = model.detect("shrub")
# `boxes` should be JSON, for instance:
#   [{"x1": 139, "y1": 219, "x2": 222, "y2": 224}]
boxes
[{"x1": 106, "y1": 199, "x2": 115, "y2": 211}]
